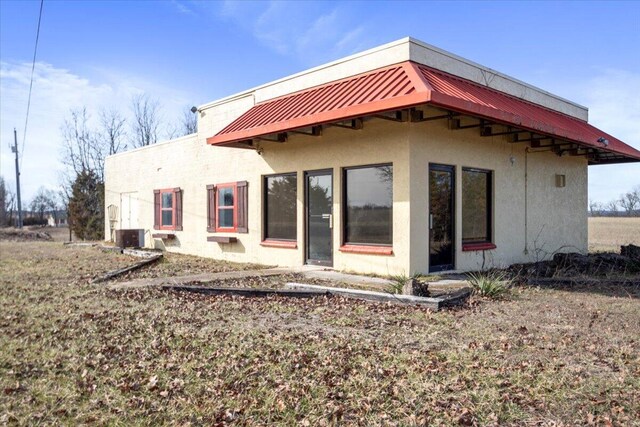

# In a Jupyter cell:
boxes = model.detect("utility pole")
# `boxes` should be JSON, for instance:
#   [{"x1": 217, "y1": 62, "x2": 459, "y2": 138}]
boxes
[{"x1": 12, "y1": 128, "x2": 23, "y2": 228}]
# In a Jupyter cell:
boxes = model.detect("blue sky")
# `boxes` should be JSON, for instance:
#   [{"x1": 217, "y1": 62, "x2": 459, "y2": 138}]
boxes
[{"x1": 1, "y1": 0, "x2": 639, "y2": 204}]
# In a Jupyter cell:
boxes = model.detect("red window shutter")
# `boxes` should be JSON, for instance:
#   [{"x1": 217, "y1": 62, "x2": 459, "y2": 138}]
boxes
[
  {"x1": 237, "y1": 181, "x2": 248, "y2": 233},
  {"x1": 153, "y1": 190, "x2": 161, "y2": 230},
  {"x1": 206, "y1": 185, "x2": 216, "y2": 232},
  {"x1": 174, "y1": 188, "x2": 183, "y2": 231}
]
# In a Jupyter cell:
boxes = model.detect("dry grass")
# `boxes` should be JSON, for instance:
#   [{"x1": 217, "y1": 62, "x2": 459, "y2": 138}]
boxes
[
  {"x1": 116, "y1": 251, "x2": 269, "y2": 282},
  {"x1": 1, "y1": 240, "x2": 639, "y2": 426},
  {"x1": 589, "y1": 217, "x2": 640, "y2": 253}
]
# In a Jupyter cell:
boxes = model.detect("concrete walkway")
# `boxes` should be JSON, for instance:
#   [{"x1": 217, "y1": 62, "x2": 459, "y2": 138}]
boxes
[
  {"x1": 105, "y1": 267, "x2": 292, "y2": 290},
  {"x1": 106, "y1": 264, "x2": 468, "y2": 291}
]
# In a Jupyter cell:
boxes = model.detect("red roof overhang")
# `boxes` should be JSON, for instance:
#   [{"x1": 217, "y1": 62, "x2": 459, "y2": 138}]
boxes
[{"x1": 207, "y1": 61, "x2": 640, "y2": 164}]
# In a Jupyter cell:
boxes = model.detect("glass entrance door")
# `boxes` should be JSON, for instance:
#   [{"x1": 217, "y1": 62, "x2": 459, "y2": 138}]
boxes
[
  {"x1": 429, "y1": 164, "x2": 455, "y2": 272},
  {"x1": 305, "y1": 170, "x2": 333, "y2": 266}
]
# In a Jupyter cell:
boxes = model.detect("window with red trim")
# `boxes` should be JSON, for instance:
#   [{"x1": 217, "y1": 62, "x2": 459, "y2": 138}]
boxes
[
  {"x1": 264, "y1": 173, "x2": 297, "y2": 242},
  {"x1": 154, "y1": 188, "x2": 182, "y2": 231},
  {"x1": 462, "y1": 168, "x2": 493, "y2": 245},
  {"x1": 343, "y1": 164, "x2": 393, "y2": 246},
  {"x1": 206, "y1": 181, "x2": 248, "y2": 234},
  {"x1": 216, "y1": 183, "x2": 237, "y2": 232},
  {"x1": 161, "y1": 191, "x2": 174, "y2": 228}
]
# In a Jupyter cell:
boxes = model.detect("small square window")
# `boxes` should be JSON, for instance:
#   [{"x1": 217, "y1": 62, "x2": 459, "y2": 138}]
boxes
[
  {"x1": 216, "y1": 183, "x2": 237, "y2": 231},
  {"x1": 154, "y1": 188, "x2": 182, "y2": 231},
  {"x1": 207, "y1": 182, "x2": 248, "y2": 234}
]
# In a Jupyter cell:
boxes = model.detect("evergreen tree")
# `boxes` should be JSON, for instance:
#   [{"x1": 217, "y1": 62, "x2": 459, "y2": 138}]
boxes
[{"x1": 68, "y1": 171, "x2": 104, "y2": 240}]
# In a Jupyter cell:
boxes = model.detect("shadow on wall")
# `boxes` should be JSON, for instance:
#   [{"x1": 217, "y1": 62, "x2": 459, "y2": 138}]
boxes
[
  {"x1": 148, "y1": 230, "x2": 181, "y2": 250},
  {"x1": 214, "y1": 239, "x2": 246, "y2": 254}
]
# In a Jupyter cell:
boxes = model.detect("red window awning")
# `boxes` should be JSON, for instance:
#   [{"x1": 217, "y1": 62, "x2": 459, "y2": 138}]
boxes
[{"x1": 207, "y1": 61, "x2": 640, "y2": 164}]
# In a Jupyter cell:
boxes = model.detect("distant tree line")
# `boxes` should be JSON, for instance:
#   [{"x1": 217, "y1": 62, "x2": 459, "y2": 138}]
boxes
[
  {"x1": 589, "y1": 185, "x2": 640, "y2": 217},
  {"x1": 0, "y1": 178, "x2": 62, "y2": 227}
]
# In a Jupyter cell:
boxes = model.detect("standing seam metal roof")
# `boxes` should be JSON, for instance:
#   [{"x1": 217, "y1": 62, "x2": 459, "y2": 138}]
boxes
[{"x1": 207, "y1": 61, "x2": 640, "y2": 163}]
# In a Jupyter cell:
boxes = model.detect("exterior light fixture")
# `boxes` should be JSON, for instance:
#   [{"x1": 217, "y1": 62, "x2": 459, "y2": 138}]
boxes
[
  {"x1": 597, "y1": 137, "x2": 609, "y2": 146},
  {"x1": 190, "y1": 106, "x2": 198, "y2": 113}
]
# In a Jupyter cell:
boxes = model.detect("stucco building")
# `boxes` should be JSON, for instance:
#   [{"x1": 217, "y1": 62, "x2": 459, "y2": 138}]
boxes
[{"x1": 105, "y1": 38, "x2": 640, "y2": 276}]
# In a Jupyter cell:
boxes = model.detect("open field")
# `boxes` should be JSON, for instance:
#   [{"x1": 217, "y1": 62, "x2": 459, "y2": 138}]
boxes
[
  {"x1": 1, "y1": 240, "x2": 639, "y2": 426},
  {"x1": 589, "y1": 217, "x2": 640, "y2": 253}
]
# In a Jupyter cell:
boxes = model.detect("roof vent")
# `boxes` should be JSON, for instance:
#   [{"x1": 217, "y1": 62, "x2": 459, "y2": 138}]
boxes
[{"x1": 597, "y1": 137, "x2": 609, "y2": 146}]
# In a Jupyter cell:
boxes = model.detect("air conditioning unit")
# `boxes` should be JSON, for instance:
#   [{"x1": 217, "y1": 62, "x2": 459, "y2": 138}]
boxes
[{"x1": 115, "y1": 229, "x2": 145, "y2": 248}]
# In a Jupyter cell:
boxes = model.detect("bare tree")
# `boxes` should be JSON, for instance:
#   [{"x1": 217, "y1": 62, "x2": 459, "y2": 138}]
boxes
[
  {"x1": 29, "y1": 186, "x2": 57, "y2": 221},
  {"x1": 606, "y1": 199, "x2": 619, "y2": 217},
  {"x1": 588, "y1": 199, "x2": 603, "y2": 217},
  {"x1": 99, "y1": 108, "x2": 127, "y2": 155},
  {"x1": 131, "y1": 94, "x2": 161, "y2": 147},
  {"x1": 57, "y1": 171, "x2": 73, "y2": 240},
  {"x1": 61, "y1": 107, "x2": 104, "y2": 181},
  {"x1": 180, "y1": 107, "x2": 198, "y2": 135},
  {"x1": 619, "y1": 185, "x2": 640, "y2": 217},
  {"x1": 0, "y1": 176, "x2": 16, "y2": 226},
  {"x1": 166, "y1": 107, "x2": 198, "y2": 140}
]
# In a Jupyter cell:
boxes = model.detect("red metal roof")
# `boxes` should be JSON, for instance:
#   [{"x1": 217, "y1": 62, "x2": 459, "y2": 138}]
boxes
[{"x1": 207, "y1": 61, "x2": 640, "y2": 163}]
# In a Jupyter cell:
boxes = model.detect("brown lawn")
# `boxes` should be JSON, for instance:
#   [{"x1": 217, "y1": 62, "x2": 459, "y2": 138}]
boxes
[
  {"x1": 589, "y1": 217, "x2": 640, "y2": 253},
  {"x1": 1, "y1": 239, "x2": 639, "y2": 426}
]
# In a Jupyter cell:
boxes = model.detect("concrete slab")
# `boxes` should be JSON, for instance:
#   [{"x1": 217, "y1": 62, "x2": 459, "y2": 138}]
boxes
[
  {"x1": 300, "y1": 269, "x2": 393, "y2": 289},
  {"x1": 160, "y1": 282, "x2": 470, "y2": 310},
  {"x1": 105, "y1": 267, "x2": 292, "y2": 290},
  {"x1": 284, "y1": 283, "x2": 471, "y2": 310}
]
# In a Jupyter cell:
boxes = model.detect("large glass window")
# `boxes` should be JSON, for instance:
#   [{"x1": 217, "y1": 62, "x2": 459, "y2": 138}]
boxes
[
  {"x1": 343, "y1": 164, "x2": 393, "y2": 245},
  {"x1": 462, "y1": 168, "x2": 492, "y2": 243},
  {"x1": 264, "y1": 173, "x2": 297, "y2": 241}
]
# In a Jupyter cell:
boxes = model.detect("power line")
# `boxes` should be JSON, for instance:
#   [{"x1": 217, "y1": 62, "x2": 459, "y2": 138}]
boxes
[{"x1": 20, "y1": 0, "x2": 44, "y2": 169}]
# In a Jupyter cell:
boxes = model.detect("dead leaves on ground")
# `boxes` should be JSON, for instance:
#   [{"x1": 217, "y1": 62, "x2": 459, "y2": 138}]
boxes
[{"x1": 1, "y1": 241, "x2": 639, "y2": 425}]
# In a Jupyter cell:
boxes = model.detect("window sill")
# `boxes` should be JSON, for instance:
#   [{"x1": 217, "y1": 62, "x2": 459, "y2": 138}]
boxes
[
  {"x1": 462, "y1": 242, "x2": 496, "y2": 252},
  {"x1": 207, "y1": 236, "x2": 237, "y2": 244},
  {"x1": 261, "y1": 240, "x2": 297, "y2": 249},
  {"x1": 339, "y1": 244, "x2": 393, "y2": 255},
  {"x1": 152, "y1": 233, "x2": 176, "y2": 240}
]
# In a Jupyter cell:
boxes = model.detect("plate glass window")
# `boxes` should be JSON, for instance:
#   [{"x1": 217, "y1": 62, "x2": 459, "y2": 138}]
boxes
[
  {"x1": 344, "y1": 164, "x2": 393, "y2": 245},
  {"x1": 265, "y1": 174, "x2": 297, "y2": 240},
  {"x1": 161, "y1": 192, "x2": 173, "y2": 227},
  {"x1": 462, "y1": 168, "x2": 492, "y2": 243}
]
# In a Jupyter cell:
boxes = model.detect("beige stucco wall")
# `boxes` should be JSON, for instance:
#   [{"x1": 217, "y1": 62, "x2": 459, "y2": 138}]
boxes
[
  {"x1": 105, "y1": 111, "x2": 588, "y2": 276},
  {"x1": 105, "y1": 119, "x2": 412, "y2": 276},
  {"x1": 408, "y1": 107, "x2": 588, "y2": 274}
]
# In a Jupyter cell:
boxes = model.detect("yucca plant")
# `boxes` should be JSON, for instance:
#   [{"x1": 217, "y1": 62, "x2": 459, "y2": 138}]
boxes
[
  {"x1": 467, "y1": 270, "x2": 512, "y2": 298},
  {"x1": 387, "y1": 274, "x2": 409, "y2": 294}
]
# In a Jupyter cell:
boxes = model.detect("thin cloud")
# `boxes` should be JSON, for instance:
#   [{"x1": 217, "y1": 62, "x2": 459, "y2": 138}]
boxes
[
  {"x1": 214, "y1": 1, "x2": 371, "y2": 66},
  {"x1": 0, "y1": 61, "x2": 193, "y2": 201},
  {"x1": 171, "y1": 0, "x2": 196, "y2": 16}
]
